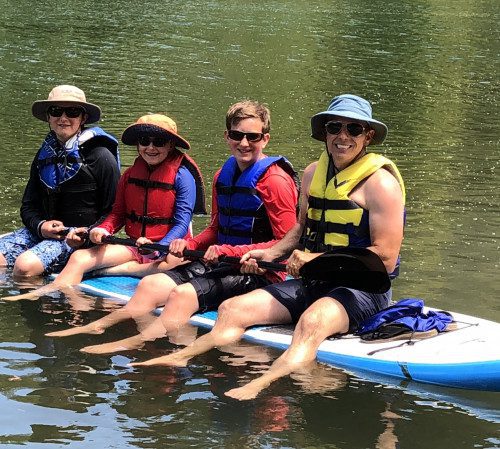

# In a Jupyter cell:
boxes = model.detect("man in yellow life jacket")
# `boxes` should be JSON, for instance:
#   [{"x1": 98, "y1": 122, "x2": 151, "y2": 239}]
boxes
[{"x1": 129, "y1": 94, "x2": 406, "y2": 401}]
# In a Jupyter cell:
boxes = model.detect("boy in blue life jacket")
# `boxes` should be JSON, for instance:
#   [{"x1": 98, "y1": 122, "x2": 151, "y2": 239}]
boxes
[{"x1": 0, "y1": 85, "x2": 120, "y2": 277}]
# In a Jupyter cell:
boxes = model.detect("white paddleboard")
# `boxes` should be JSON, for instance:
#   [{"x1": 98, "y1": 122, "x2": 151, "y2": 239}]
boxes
[{"x1": 77, "y1": 275, "x2": 500, "y2": 392}]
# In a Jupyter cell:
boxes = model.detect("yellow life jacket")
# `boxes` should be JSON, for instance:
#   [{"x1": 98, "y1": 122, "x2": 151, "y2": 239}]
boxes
[{"x1": 304, "y1": 151, "x2": 405, "y2": 252}]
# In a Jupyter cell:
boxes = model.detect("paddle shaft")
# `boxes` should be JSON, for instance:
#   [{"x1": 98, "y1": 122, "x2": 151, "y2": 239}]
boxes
[{"x1": 102, "y1": 235, "x2": 287, "y2": 272}]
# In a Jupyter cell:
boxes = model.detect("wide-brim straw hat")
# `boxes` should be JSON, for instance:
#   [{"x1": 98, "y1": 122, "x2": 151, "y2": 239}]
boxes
[
  {"x1": 311, "y1": 94, "x2": 388, "y2": 145},
  {"x1": 32, "y1": 85, "x2": 101, "y2": 123},
  {"x1": 121, "y1": 114, "x2": 190, "y2": 150}
]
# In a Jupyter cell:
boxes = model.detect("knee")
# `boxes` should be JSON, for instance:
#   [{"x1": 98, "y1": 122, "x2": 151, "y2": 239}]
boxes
[
  {"x1": 217, "y1": 295, "x2": 249, "y2": 323},
  {"x1": 138, "y1": 273, "x2": 168, "y2": 291},
  {"x1": 13, "y1": 252, "x2": 44, "y2": 277},
  {"x1": 297, "y1": 298, "x2": 349, "y2": 336},
  {"x1": 296, "y1": 307, "x2": 325, "y2": 331},
  {"x1": 169, "y1": 283, "x2": 193, "y2": 303}
]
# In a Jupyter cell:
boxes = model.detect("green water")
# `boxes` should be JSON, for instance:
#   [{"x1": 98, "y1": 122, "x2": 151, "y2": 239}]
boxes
[{"x1": 0, "y1": 1, "x2": 499, "y2": 447}]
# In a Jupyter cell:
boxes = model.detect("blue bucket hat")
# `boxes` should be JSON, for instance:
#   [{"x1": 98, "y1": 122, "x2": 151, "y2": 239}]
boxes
[{"x1": 311, "y1": 94, "x2": 388, "y2": 145}]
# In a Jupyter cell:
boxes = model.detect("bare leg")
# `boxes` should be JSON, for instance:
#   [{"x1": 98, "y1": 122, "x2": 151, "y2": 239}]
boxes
[
  {"x1": 91, "y1": 255, "x2": 187, "y2": 278},
  {"x1": 130, "y1": 289, "x2": 291, "y2": 368},
  {"x1": 376, "y1": 404, "x2": 402, "y2": 449},
  {"x1": 58, "y1": 286, "x2": 99, "y2": 312},
  {"x1": 80, "y1": 282, "x2": 201, "y2": 354},
  {"x1": 46, "y1": 272, "x2": 177, "y2": 337},
  {"x1": 289, "y1": 363, "x2": 347, "y2": 395},
  {"x1": 4, "y1": 245, "x2": 133, "y2": 301},
  {"x1": 225, "y1": 296, "x2": 349, "y2": 400}
]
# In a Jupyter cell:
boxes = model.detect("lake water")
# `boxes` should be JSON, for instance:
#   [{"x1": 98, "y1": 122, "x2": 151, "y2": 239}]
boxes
[{"x1": 0, "y1": 0, "x2": 499, "y2": 447}]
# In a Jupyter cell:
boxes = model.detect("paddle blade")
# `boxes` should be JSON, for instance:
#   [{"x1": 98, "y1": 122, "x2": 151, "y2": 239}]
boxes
[{"x1": 299, "y1": 247, "x2": 391, "y2": 294}]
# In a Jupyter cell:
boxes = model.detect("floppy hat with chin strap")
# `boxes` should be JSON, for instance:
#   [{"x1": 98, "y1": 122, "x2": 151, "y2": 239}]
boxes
[
  {"x1": 32, "y1": 85, "x2": 101, "y2": 123},
  {"x1": 121, "y1": 114, "x2": 190, "y2": 150},
  {"x1": 311, "y1": 94, "x2": 388, "y2": 145}
]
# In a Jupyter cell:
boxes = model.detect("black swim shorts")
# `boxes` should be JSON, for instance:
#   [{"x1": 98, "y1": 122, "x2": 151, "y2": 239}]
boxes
[
  {"x1": 262, "y1": 278, "x2": 392, "y2": 332},
  {"x1": 165, "y1": 261, "x2": 271, "y2": 312}
]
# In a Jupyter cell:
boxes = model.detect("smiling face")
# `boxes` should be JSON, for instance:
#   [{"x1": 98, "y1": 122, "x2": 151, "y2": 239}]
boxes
[
  {"x1": 47, "y1": 102, "x2": 87, "y2": 144},
  {"x1": 137, "y1": 135, "x2": 175, "y2": 167},
  {"x1": 325, "y1": 117, "x2": 375, "y2": 170},
  {"x1": 224, "y1": 117, "x2": 270, "y2": 171}
]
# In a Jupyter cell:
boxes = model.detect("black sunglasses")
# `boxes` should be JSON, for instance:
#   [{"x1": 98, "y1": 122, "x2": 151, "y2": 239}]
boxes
[
  {"x1": 47, "y1": 105, "x2": 86, "y2": 118},
  {"x1": 325, "y1": 121, "x2": 366, "y2": 137},
  {"x1": 138, "y1": 136, "x2": 169, "y2": 147},
  {"x1": 227, "y1": 130, "x2": 265, "y2": 142}
]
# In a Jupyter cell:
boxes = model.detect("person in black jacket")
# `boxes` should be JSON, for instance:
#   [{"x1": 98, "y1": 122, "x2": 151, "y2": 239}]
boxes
[{"x1": 0, "y1": 85, "x2": 120, "y2": 277}]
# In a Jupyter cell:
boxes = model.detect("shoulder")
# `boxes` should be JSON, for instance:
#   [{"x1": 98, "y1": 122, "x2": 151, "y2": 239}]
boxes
[
  {"x1": 81, "y1": 144, "x2": 116, "y2": 162},
  {"x1": 362, "y1": 166, "x2": 404, "y2": 208},
  {"x1": 176, "y1": 165, "x2": 196, "y2": 183},
  {"x1": 304, "y1": 161, "x2": 318, "y2": 176},
  {"x1": 258, "y1": 163, "x2": 295, "y2": 188},
  {"x1": 301, "y1": 161, "x2": 318, "y2": 190},
  {"x1": 366, "y1": 166, "x2": 402, "y2": 192},
  {"x1": 213, "y1": 168, "x2": 222, "y2": 183}
]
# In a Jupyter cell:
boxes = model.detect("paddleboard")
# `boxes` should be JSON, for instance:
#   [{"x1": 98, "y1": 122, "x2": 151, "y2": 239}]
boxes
[{"x1": 77, "y1": 275, "x2": 500, "y2": 392}]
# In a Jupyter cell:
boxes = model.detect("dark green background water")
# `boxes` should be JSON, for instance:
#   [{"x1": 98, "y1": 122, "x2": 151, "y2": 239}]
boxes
[{"x1": 0, "y1": 1, "x2": 498, "y2": 447}]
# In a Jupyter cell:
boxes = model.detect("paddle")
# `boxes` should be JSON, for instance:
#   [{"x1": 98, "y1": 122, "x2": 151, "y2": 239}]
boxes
[
  {"x1": 56, "y1": 227, "x2": 89, "y2": 238},
  {"x1": 299, "y1": 247, "x2": 391, "y2": 294},
  {"x1": 101, "y1": 236, "x2": 390, "y2": 293},
  {"x1": 101, "y1": 236, "x2": 286, "y2": 271}
]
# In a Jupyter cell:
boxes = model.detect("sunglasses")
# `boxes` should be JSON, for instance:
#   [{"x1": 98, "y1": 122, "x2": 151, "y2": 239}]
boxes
[
  {"x1": 47, "y1": 105, "x2": 86, "y2": 118},
  {"x1": 325, "y1": 121, "x2": 366, "y2": 137},
  {"x1": 227, "y1": 130, "x2": 265, "y2": 142},
  {"x1": 138, "y1": 136, "x2": 169, "y2": 147}
]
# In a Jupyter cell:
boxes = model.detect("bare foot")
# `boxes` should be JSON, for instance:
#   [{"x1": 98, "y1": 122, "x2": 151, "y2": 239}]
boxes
[
  {"x1": 80, "y1": 336, "x2": 145, "y2": 354},
  {"x1": 2, "y1": 293, "x2": 38, "y2": 301},
  {"x1": 2, "y1": 284, "x2": 62, "y2": 302},
  {"x1": 129, "y1": 352, "x2": 190, "y2": 368},
  {"x1": 45, "y1": 323, "x2": 105, "y2": 338},
  {"x1": 224, "y1": 380, "x2": 270, "y2": 401}
]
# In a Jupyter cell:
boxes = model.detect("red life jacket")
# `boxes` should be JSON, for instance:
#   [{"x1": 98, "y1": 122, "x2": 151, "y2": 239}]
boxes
[{"x1": 123, "y1": 150, "x2": 205, "y2": 240}]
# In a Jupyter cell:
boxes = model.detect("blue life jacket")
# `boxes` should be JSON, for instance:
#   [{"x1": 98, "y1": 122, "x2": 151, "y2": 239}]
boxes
[
  {"x1": 355, "y1": 298, "x2": 453, "y2": 340},
  {"x1": 216, "y1": 155, "x2": 296, "y2": 245},
  {"x1": 37, "y1": 127, "x2": 119, "y2": 190}
]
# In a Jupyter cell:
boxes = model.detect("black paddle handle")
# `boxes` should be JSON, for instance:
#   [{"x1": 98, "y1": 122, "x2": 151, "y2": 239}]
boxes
[{"x1": 102, "y1": 235, "x2": 287, "y2": 272}]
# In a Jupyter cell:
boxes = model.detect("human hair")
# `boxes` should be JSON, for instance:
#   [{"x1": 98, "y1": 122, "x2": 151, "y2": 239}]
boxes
[{"x1": 225, "y1": 100, "x2": 271, "y2": 133}]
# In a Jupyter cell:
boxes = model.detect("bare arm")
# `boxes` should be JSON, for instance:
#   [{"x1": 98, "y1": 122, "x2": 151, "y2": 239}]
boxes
[{"x1": 356, "y1": 168, "x2": 404, "y2": 273}]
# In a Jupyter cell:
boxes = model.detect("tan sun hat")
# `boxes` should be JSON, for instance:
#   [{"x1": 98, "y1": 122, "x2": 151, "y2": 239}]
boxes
[
  {"x1": 121, "y1": 114, "x2": 190, "y2": 150},
  {"x1": 31, "y1": 85, "x2": 101, "y2": 123}
]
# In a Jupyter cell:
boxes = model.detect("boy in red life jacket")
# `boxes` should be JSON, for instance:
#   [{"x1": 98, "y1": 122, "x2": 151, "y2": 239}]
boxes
[
  {"x1": 5, "y1": 114, "x2": 205, "y2": 301},
  {"x1": 45, "y1": 100, "x2": 299, "y2": 351}
]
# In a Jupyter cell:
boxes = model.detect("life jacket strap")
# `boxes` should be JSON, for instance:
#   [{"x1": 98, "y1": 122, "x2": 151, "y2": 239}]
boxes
[
  {"x1": 126, "y1": 212, "x2": 173, "y2": 225},
  {"x1": 216, "y1": 185, "x2": 258, "y2": 196},
  {"x1": 218, "y1": 226, "x2": 254, "y2": 238},
  {"x1": 128, "y1": 177, "x2": 175, "y2": 190},
  {"x1": 218, "y1": 206, "x2": 260, "y2": 218},
  {"x1": 308, "y1": 196, "x2": 360, "y2": 210}
]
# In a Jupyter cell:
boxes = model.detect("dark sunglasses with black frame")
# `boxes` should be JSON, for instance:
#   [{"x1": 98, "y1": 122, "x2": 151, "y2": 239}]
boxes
[
  {"x1": 227, "y1": 129, "x2": 265, "y2": 142},
  {"x1": 325, "y1": 121, "x2": 368, "y2": 137},
  {"x1": 47, "y1": 105, "x2": 86, "y2": 118},
  {"x1": 137, "y1": 136, "x2": 170, "y2": 147}
]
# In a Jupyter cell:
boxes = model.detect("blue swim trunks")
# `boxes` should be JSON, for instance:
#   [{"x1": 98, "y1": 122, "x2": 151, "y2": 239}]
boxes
[{"x1": 0, "y1": 227, "x2": 74, "y2": 274}]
